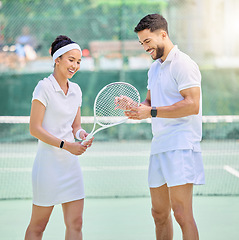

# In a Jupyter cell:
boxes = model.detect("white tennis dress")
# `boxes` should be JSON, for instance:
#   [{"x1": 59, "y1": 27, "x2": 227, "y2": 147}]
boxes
[{"x1": 31, "y1": 74, "x2": 84, "y2": 206}]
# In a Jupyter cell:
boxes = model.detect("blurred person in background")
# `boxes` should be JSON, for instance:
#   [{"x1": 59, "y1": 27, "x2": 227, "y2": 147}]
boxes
[
  {"x1": 15, "y1": 26, "x2": 38, "y2": 68},
  {"x1": 0, "y1": 24, "x2": 4, "y2": 48},
  {"x1": 0, "y1": 24, "x2": 5, "y2": 69}
]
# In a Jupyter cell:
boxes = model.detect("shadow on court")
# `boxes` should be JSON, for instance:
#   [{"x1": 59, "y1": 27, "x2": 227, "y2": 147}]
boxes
[{"x1": 0, "y1": 196, "x2": 238, "y2": 240}]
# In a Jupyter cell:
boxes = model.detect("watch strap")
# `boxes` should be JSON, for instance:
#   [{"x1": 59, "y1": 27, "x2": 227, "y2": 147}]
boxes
[{"x1": 60, "y1": 140, "x2": 65, "y2": 149}]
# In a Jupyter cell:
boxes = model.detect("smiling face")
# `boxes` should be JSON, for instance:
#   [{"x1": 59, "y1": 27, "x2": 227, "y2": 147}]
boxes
[
  {"x1": 137, "y1": 29, "x2": 167, "y2": 61},
  {"x1": 55, "y1": 49, "x2": 81, "y2": 79}
]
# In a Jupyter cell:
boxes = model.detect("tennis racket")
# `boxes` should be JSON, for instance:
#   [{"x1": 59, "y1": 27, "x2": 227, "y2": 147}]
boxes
[{"x1": 82, "y1": 82, "x2": 140, "y2": 145}]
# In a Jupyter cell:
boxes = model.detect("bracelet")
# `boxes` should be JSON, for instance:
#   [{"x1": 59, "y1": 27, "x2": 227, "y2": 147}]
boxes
[
  {"x1": 59, "y1": 140, "x2": 65, "y2": 149},
  {"x1": 75, "y1": 128, "x2": 86, "y2": 140}
]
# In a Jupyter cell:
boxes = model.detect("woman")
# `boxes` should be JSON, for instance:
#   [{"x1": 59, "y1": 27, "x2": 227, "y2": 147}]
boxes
[{"x1": 25, "y1": 35, "x2": 93, "y2": 240}]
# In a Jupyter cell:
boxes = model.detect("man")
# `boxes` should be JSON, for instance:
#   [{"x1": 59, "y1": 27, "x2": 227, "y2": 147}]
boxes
[{"x1": 126, "y1": 14, "x2": 205, "y2": 240}]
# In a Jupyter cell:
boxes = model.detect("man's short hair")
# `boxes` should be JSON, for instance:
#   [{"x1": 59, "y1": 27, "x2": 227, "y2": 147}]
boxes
[{"x1": 134, "y1": 14, "x2": 168, "y2": 34}]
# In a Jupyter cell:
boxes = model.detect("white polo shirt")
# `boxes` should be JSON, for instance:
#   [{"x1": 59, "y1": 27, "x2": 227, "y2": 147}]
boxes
[
  {"x1": 147, "y1": 46, "x2": 202, "y2": 154},
  {"x1": 32, "y1": 74, "x2": 82, "y2": 142}
]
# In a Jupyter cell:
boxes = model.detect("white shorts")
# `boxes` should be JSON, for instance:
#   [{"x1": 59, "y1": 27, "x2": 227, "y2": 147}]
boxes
[{"x1": 148, "y1": 150, "x2": 205, "y2": 188}]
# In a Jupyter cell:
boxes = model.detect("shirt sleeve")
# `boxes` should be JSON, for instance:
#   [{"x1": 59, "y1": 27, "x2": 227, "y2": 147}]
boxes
[
  {"x1": 32, "y1": 80, "x2": 48, "y2": 107},
  {"x1": 171, "y1": 56, "x2": 201, "y2": 92}
]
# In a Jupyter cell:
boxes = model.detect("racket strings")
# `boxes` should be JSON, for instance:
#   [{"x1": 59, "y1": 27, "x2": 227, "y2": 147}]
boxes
[{"x1": 95, "y1": 84, "x2": 140, "y2": 125}]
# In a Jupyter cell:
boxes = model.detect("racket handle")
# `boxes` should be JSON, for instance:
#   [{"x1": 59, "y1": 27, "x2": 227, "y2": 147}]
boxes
[{"x1": 81, "y1": 134, "x2": 93, "y2": 146}]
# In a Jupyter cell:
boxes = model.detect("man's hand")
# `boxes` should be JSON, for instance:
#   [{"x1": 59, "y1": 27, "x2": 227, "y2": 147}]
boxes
[
  {"x1": 114, "y1": 95, "x2": 138, "y2": 111},
  {"x1": 124, "y1": 104, "x2": 151, "y2": 120}
]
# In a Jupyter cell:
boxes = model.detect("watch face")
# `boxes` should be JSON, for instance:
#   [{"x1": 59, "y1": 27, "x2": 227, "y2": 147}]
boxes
[{"x1": 151, "y1": 107, "x2": 157, "y2": 117}]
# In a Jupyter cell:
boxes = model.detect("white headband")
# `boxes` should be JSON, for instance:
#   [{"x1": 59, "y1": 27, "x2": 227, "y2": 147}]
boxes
[{"x1": 52, "y1": 43, "x2": 82, "y2": 64}]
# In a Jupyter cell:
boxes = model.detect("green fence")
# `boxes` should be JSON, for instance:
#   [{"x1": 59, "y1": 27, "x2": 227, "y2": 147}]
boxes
[
  {"x1": 1, "y1": 68, "x2": 239, "y2": 116},
  {"x1": 1, "y1": 0, "x2": 239, "y2": 117}
]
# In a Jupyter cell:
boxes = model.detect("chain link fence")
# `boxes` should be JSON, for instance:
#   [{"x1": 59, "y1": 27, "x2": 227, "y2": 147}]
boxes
[
  {"x1": 0, "y1": 0, "x2": 167, "y2": 71},
  {"x1": 1, "y1": 0, "x2": 238, "y2": 72}
]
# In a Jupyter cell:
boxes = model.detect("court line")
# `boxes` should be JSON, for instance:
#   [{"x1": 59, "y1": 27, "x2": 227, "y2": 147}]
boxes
[
  {"x1": 223, "y1": 165, "x2": 239, "y2": 178},
  {"x1": 1, "y1": 165, "x2": 238, "y2": 173},
  {"x1": 83, "y1": 166, "x2": 148, "y2": 171},
  {"x1": 202, "y1": 152, "x2": 239, "y2": 156},
  {"x1": 1, "y1": 151, "x2": 239, "y2": 159},
  {"x1": 0, "y1": 168, "x2": 32, "y2": 172},
  {"x1": 0, "y1": 152, "x2": 150, "y2": 158},
  {"x1": 0, "y1": 166, "x2": 148, "y2": 172}
]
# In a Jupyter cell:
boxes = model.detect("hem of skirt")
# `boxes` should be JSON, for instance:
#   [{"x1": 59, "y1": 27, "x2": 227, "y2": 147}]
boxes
[
  {"x1": 33, "y1": 194, "x2": 85, "y2": 207},
  {"x1": 167, "y1": 181, "x2": 205, "y2": 187},
  {"x1": 149, "y1": 181, "x2": 205, "y2": 189}
]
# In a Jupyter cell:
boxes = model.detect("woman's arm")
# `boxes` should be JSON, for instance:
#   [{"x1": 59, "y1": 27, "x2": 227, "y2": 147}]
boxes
[
  {"x1": 72, "y1": 107, "x2": 94, "y2": 147},
  {"x1": 30, "y1": 100, "x2": 87, "y2": 155}
]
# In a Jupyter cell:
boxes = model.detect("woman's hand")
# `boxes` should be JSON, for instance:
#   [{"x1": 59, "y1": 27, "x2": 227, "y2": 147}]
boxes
[
  {"x1": 79, "y1": 129, "x2": 87, "y2": 141},
  {"x1": 79, "y1": 130, "x2": 94, "y2": 148},
  {"x1": 64, "y1": 141, "x2": 87, "y2": 156},
  {"x1": 82, "y1": 136, "x2": 94, "y2": 148}
]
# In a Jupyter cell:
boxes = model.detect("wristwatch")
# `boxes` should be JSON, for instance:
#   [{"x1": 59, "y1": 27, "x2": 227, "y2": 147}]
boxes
[{"x1": 151, "y1": 107, "x2": 157, "y2": 118}]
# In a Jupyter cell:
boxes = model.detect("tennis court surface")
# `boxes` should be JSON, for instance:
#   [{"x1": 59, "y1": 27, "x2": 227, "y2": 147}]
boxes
[
  {"x1": 0, "y1": 197, "x2": 238, "y2": 240},
  {"x1": 1, "y1": 139, "x2": 239, "y2": 198},
  {"x1": 0, "y1": 116, "x2": 239, "y2": 239}
]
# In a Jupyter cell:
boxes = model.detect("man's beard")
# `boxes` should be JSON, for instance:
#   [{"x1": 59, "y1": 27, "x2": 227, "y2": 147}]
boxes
[{"x1": 152, "y1": 46, "x2": 164, "y2": 60}]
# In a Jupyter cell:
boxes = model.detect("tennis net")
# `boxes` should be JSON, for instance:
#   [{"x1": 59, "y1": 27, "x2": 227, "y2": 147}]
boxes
[{"x1": 0, "y1": 115, "x2": 239, "y2": 199}]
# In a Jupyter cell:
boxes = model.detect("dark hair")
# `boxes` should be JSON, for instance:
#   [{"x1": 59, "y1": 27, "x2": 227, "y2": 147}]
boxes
[
  {"x1": 134, "y1": 14, "x2": 168, "y2": 34},
  {"x1": 50, "y1": 35, "x2": 75, "y2": 56}
]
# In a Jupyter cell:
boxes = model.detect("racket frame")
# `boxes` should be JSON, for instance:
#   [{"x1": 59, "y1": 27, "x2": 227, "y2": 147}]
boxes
[{"x1": 81, "y1": 82, "x2": 140, "y2": 145}]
